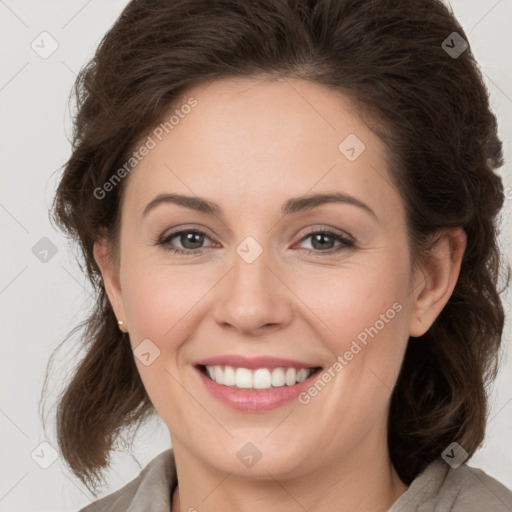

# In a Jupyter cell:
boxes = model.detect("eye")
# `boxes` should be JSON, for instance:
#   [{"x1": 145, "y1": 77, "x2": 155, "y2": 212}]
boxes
[
  {"x1": 295, "y1": 229, "x2": 356, "y2": 255},
  {"x1": 157, "y1": 228, "x2": 215, "y2": 256},
  {"x1": 156, "y1": 226, "x2": 356, "y2": 257}
]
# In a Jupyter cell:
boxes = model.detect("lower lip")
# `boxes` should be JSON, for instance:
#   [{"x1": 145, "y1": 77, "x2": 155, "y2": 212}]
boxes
[{"x1": 195, "y1": 366, "x2": 322, "y2": 411}]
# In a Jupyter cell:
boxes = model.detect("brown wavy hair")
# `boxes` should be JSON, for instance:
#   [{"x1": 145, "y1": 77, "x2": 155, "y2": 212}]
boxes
[{"x1": 41, "y1": 0, "x2": 510, "y2": 495}]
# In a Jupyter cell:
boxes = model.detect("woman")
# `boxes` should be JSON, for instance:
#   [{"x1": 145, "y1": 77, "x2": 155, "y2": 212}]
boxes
[{"x1": 46, "y1": 0, "x2": 512, "y2": 510}]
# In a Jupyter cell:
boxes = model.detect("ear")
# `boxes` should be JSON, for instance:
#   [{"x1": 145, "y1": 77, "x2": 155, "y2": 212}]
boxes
[
  {"x1": 408, "y1": 227, "x2": 467, "y2": 337},
  {"x1": 93, "y1": 236, "x2": 127, "y2": 329}
]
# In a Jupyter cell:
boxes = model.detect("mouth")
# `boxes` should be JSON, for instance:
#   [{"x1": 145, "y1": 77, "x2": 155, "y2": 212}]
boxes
[
  {"x1": 196, "y1": 364, "x2": 323, "y2": 391},
  {"x1": 195, "y1": 363, "x2": 323, "y2": 411}
]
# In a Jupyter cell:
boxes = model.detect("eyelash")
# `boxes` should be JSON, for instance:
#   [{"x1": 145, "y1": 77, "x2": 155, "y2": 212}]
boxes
[{"x1": 156, "y1": 227, "x2": 356, "y2": 257}]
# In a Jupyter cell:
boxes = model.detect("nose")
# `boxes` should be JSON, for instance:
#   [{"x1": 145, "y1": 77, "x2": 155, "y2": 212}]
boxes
[{"x1": 212, "y1": 248, "x2": 294, "y2": 337}]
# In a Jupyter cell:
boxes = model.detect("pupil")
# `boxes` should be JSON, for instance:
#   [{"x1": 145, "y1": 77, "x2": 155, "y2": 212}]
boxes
[
  {"x1": 312, "y1": 233, "x2": 333, "y2": 250},
  {"x1": 182, "y1": 231, "x2": 203, "y2": 249}
]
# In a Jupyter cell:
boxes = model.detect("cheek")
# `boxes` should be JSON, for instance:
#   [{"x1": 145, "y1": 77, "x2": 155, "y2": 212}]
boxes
[
  {"x1": 300, "y1": 261, "x2": 408, "y2": 338},
  {"x1": 120, "y1": 254, "x2": 212, "y2": 342},
  {"x1": 118, "y1": 258, "x2": 206, "y2": 419},
  {"x1": 291, "y1": 254, "x2": 411, "y2": 390},
  {"x1": 288, "y1": 264, "x2": 411, "y2": 443}
]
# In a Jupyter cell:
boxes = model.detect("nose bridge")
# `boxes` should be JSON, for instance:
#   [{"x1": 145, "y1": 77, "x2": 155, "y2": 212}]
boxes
[{"x1": 212, "y1": 236, "x2": 292, "y2": 334}]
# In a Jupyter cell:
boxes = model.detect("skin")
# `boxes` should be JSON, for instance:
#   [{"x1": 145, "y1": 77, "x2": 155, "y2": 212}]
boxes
[{"x1": 94, "y1": 77, "x2": 466, "y2": 512}]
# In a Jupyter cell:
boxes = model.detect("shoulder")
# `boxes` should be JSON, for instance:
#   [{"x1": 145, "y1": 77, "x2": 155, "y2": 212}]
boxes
[
  {"x1": 442, "y1": 462, "x2": 512, "y2": 511},
  {"x1": 390, "y1": 459, "x2": 512, "y2": 512},
  {"x1": 77, "y1": 449, "x2": 177, "y2": 512}
]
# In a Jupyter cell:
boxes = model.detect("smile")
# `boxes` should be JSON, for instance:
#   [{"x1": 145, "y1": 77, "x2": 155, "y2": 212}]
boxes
[
  {"x1": 200, "y1": 365, "x2": 318, "y2": 390},
  {"x1": 194, "y1": 358, "x2": 323, "y2": 411}
]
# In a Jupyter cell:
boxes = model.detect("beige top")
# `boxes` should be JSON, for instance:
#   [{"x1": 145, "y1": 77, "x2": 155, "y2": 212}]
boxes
[{"x1": 78, "y1": 449, "x2": 512, "y2": 511}]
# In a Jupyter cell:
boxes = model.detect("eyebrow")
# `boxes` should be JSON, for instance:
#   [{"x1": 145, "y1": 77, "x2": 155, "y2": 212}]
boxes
[{"x1": 142, "y1": 192, "x2": 377, "y2": 220}]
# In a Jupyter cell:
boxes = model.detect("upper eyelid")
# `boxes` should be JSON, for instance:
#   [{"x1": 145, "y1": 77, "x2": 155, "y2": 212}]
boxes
[
  {"x1": 299, "y1": 226, "x2": 354, "y2": 243},
  {"x1": 160, "y1": 226, "x2": 217, "y2": 243}
]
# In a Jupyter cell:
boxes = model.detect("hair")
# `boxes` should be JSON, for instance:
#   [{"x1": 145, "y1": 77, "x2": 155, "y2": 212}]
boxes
[{"x1": 42, "y1": 0, "x2": 510, "y2": 495}]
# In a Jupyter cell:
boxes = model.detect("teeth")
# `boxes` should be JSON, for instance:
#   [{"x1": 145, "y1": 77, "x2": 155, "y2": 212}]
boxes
[
  {"x1": 214, "y1": 366, "x2": 223, "y2": 384},
  {"x1": 296, "y1": 368, "x2": 310, "y2": 382},
  {"x1": 271, "y1": 368, "x2": 286, "y2": 387},
  {"x1": 285, "y1": 368, "x2": 296, "y2": 386},
  {"x1": 204, "y1": 365, "x2": 315, "y2": 390},
  {"x1": 235, "y1": 368, "x2": 253, "y2": 389},
  {"x1": 223, "y1": 365, "x2": 236, "y2": 386},
  {"x1": 253, "y1": 368, "x2": 271, "y2": 389}
]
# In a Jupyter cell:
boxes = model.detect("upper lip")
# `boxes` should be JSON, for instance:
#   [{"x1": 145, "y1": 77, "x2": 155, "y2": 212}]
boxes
[{"x1": 195, "y1": 355, "x2": 321, "y2": 370}]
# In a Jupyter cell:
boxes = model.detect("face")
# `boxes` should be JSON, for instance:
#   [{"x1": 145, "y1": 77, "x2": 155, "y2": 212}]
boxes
[{"x1": 97, "y1": 77, "x2": 434, "y2": 479}]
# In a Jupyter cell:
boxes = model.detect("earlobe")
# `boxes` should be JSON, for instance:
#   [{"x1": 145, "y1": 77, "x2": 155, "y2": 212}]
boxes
[
  {"x1": 93, "y1": 237, "x2": 127, "y2": 328},
  {"x1": 408, "y1": 228, "x2": 467, "y2": 338}
]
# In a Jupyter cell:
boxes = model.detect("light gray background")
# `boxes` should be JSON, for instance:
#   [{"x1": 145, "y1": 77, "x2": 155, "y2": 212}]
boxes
[{"x1": 1, "y1": 1, "x2": 511, "y2": 511}]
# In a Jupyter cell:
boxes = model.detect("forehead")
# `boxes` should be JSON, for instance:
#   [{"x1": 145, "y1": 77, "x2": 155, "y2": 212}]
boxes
[{"x1": 123, "y1": 77, "x2": 402, "y2": 222}]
